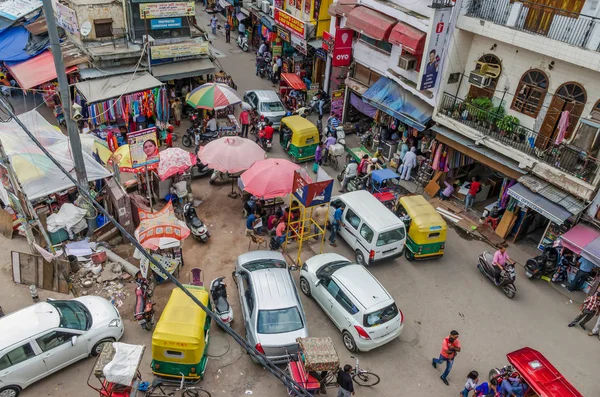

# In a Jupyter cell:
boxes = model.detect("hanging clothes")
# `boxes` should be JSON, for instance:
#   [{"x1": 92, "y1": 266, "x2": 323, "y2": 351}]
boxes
[{"x1": 555, "y1": 110, "x2": 570, "y2": 145}]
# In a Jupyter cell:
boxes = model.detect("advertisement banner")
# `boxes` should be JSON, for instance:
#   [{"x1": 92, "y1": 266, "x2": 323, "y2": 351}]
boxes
[
  {"x1": 322, "y1": 30, "x2": 333, "y2": 52},
  {"x1": 55, "y1": 1, "x2": 79, "y2": 36},
  {"x1": 274, "y1": 8, "x2": 305, "y2": 38},
  {"x1": 0, "y1": 0, "x2": 41, "y2": 21},
  {"x1": 292, "y1": 170, "x2": 333, "y2": 208},
  {"x1": 277, "y1": 27, "x2": 291, "y2": 42},
  {"x1": 330, "y1": 89, "x2": 344, "y2": 119},
  {"x1": 272, "y1": 44, "x2": 283, "y2": 57},
  {"x1": 329, "y1": 28, "x2": 352, "y2": 67},
  {"x1": 418, "y1": 7, "x2": 451, "y2": 91},
  {"x1": 151, "y1": 40, "x2": 209, "y2": 59},
  {"x1": 304, "y1": 0, "x2": 311, "y2": 18},
  {"x1": 296, "y1": 0, "x2": 302, "y2": 11},
  {"x1": 150, "y1": 17, "x2": 182, "y2": 29},
  {"x1": 127, "y1": 128, "x2": 159, "y2": 168},
  {"x1": 140, "y1": 2, "x2": 195, "y2": 18},
  {"x1": 290, "y1": 34, "x2": 307, "y2": 55}
]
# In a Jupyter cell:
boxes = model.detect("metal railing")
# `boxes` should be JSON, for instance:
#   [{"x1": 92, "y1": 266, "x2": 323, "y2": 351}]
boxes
[
  {"x1": 466, "y1": 0, "x2": 599, "y2": 50},
  {"x1": 438, "y1": 93, "x2": 599, "y2": 181}
]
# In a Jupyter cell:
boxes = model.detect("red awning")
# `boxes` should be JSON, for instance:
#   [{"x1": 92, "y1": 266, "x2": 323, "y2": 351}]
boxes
[
  {"x1": 328, "y1": 0, "x2": 357, "y2": 17},
  {"x1": 389, "y1": 22, "x2": 426, "y2": 54},
  {"x1": 345, "y1": 6, "x2": 397, "y2": 41},
  {"x1": 7, "y1": 50, "x2": 77, "y2": 90},
  {"x1": 281, "y1": 73, "x2": 306, "y2": 90}
]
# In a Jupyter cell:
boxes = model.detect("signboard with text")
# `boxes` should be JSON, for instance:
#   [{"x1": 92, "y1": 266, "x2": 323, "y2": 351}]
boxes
[
  {"x1": 140, "y1": 2, "x2": 194, "y2": 18},
  {"x1": 418, "y1": 7, "x2": 451, "y2": 91},
  {"x1": 151, "y1": 40, "x2": 209, "y2": 59},
  {"x1": 330, "y1": 89, "x2": 344, "y2": 119},
  {"x1": 54, "y1": 1, "x2": 79, "y2": 36},
  {"x1": 0, "y1": 0, "x2": 41, "y2": 20},
  {"x1": 127, "y1": 128, "x2": 159, "y2": 168},
  {"x1": 328, "y1": 28, "x2": 353, "y2": 67},
  {"x1": 277, "y1": 26, "x2": 291, "y2": 42},
  {"x1": 151, "y1": 17, "x2": 182, "y2": 29},
  {"x1": 274, "y1": 8, "x2": 305, "y2": 38}
]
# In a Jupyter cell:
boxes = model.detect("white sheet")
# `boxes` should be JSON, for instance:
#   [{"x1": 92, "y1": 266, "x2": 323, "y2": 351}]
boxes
[{"x1": 103, "y1": 342, "x2": 144, "y2": 386}]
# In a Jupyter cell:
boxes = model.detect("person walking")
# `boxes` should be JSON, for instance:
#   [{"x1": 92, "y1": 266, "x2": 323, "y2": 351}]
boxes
[
  {"x1": 432, "y1": 330, "x2": 461, "y2": 385},
  {"x1": 224, "y1": 20, "x2": 231, "y2": 43},
  {"x1": 329, "y1": 203, "x2": 344, "y2": 247},
  {"x1": 568, "y1": 291, "x2": 600, "y2": 330},
  {"x1": 462, "y1": 371, "x2": 479, "y2": 397},
  {"x1": 465, "y1": 176, "x2": 481, "y2": 210},
  {"x1": 210, "y1": 16, "x2": 217, "y2": 36},
  {"x1": 314, "y1": 142, "x2": 324, "y2": 168},
  {"x1": 165, "y1": 126, "x2": 174, "y2": 148},
  {"x1": 311, "y1": 204, "x2": 327, "y2": 237},
  {"x1": 271, "y1": 59, "x2": 279, "y2": 84},
  {"x1": 194, "y1": 130, "x2": 201, "y2": 155},
  {"x1": 567, "y1": 256, "x2": 595, "y2": 291},
  {"x1": 171, "y1": 97, "x2": 182, "y2": 126},
  {"x1": 336, "y1": 364, "x2": 355, "y2": 397},
  {"x1": 399, "y1": 146, "x2": 416, "y2": 180},
  {"x1": 239, "y1": 108, "x2": 250, "y2": 138},
  {"x1": 588, "y1": 309, "x2": 600, "y2": 339}
]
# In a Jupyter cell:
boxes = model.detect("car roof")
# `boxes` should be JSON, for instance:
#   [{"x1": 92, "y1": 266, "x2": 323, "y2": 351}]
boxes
[
  {"x1": 250, "y1": 268, "x2": 299, "y2": 310},
  {"x1": 0, "y1": 302, "x2": 60, "y2": 350},
  {"x1": 333, "y1": 264, "x2": 392, "y2": 310},
  {"x1": 399, "y1": 195, "x2": 447, "y2": 232},
  {"x1": 334, "y1": 190, "x2": 404, "y2": 230},
  {"x1": 250, "y1": 90, "x2": 281, "y2": 102},
  {"x1": 239, "y1": 250, "x2": 287, "y2": 264}
]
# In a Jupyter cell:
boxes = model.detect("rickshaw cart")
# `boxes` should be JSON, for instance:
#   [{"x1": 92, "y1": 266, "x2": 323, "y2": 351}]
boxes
[
  {"x1": 87, "y1": 342, "x2": 145, "y2": 397},
  {"x1": 287, "y1": 337, "x2": 340, "y2": 395},
  {"x1": 369, "y1": 169, "x2": 402, "y2": 210},
  {"x1": 280, "y1": 73, "x2": 307, "y2": 110},
  {"x1": 345, "y1": 145, "x2": 373, "y2": 163},
  {"x1": 217, "y1": 114, "x2": 241, "y2": 136}
]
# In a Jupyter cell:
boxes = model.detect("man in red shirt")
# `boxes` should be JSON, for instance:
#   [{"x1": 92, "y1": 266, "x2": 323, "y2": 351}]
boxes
[
  {"x1": 239, "y1": 109, "x2": 250, "y2": 138},
  {"x1": 258, "y1": 121, "x2": 274, "y2": 146},
  {"x1": 465, "y1": 176, "x2": 481, "y2": 210},
  {"x1": 165, "y1": 126, "x2": 174, "y2": 148},
  {"x1": 432, "y1": 330, "x2": 461, "y2": 385}
]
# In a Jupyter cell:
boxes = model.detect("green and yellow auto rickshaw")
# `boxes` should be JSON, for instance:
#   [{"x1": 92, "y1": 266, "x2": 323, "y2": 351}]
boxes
[
  {"x1": 280, "y1": 115, "x2": 319, "y2": 162},
  {"x1": 396, "y1": 195, "x2": 447, "y2": 260}
]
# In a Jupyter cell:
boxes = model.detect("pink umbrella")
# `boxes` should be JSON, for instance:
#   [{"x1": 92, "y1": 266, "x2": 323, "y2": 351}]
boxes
[
  {"x1": 240, "y1": 158, "x2": 305, "y2": 199},
  {"x1": 158, "y1": 148, "x2": 197, "y2": 180},
  {"x1": 555, "y1": 110, "x2": 570, "y2": 145},
  {"x1": 198, "y1": 136, "x2": 265, "y2": 173}
]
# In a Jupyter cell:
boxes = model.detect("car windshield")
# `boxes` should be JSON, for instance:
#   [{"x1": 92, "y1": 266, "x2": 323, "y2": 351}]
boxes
[
  {"x1": 48, "y1": 301, "x2": 91, "y2": 331},
  {"x1": 261, "y1": 101, "x2": 284, "y2": 112},
  {"x1": 376, "y1": 228, "x2": 405, "y2": 247},
  {"x1": 364, "y1": 303, "x2": 398, "y2": 327},
  {"x1": 243, "y1": 259, "x2": 287, "y2": 272},
  {"x1": 257, "y1": 307, "x2": 304, "y2": 334}
]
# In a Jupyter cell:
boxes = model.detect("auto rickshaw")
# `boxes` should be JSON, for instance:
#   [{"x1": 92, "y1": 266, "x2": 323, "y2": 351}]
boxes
[
  {"x1": 396, "y1": 195, "x2": 446, "y2": 260},
  {"x1": 280, "y1": 115, "x2": 319, "y2": 162},
  {"x1": 279, "y1": 73, "x2": 307, "y2": 110},
  {"x1": 151, "y1": 285, "x2": 212, "y2": 381}
]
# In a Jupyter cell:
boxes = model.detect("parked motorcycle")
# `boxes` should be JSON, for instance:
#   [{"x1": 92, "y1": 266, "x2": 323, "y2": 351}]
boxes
[
  {"x1": 182, "y1": 126, "x2": 198, "y2": 148},
  {"x1": 190, "y1": 161, "x2": 213, "y2": 178},
  {"x1": 200, "y1": 129, "x2": 220, "y2": 143},
  {"x1": 307, "y1": 93, "x2": 330, "y2": 116},
  {"x1": 477, "y1": 251, "x2": 517, "y2": 299},
  {"x1": 260, "y1": 138, "x2": 273, "y2": 152},
  {"x1": 210, "y1": 277, "x2": 233, "y2": 325},
  {"x1": 183, "y1": 203, "x2": 210, "y2": 242},
  {"x1": 134, "y1": 274, "x2": 155, "y2": 331},
  {"x1": 336, "y1": 165, "x2": 366, "y2": 192},
  {"x1": 210, "y1": 170, "x2": 237, "y2": 185},
  {"x1": 524, "y1": 245, "x2": 559, "y2": 280},
  {"x1": 236, "y1": 34, "x2": 249, "y2": 52}
]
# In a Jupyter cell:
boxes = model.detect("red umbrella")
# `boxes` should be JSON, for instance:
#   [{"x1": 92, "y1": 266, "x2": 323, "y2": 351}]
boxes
[
  {"x1": 157, "y1": 148, "x2": 197, "y2": 180},
  {"x1": 198, "y1": 136, "x2": 265, "y2": 173},
  {"x1": 240, "y1": 158, "x2": 305, "y2": 199}
]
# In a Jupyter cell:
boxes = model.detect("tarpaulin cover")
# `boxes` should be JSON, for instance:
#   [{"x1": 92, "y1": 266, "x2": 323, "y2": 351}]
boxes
[
  {"x1": 362, "y1": 77, "x2": 432, "y2": 131},
  {"x1": 0, "y1": 26, "x2": 46, "y2": 62},
  {"x1": 559, "y1": 223, "x2": 600, "y2": 266},
  {"x1": 281, "y1": 73, "x2": 307, "y2": 90},
  {"x1": 345, "y1": 6, "x2": 396, "y2": 41},
  {"x1": 6, "y1": 50, "x2": 76, "y2": 89},
  {"x1": 350, "y1": 92, "x2": 376, "y2": 118},
  {"x1": 135, "y1": 201, "x2": 190, "y2": 250},
  {"x1": 75, "y1": 72, "x2": 162, "y2": 104},
  {"x1": 0, "y1": 110, "x2": 112, "y2": 200},
  {"x1": 388, "y1": 22, "x2": 426, "y2": 54},
  {"x1": 103, "y1": 343, "x2": 145, "y2": 386}
]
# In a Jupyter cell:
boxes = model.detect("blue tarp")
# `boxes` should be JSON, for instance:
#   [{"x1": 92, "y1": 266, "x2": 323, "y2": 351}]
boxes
[
  {"x1": 362, "y1": 77, "x2": 432, "y2": 131},
  {"x1": 371, "y1": 168, "x2": 400, "y2": 184},
  {"x1": 0, "y1": 26, "x2": 37, "y2": 62}
]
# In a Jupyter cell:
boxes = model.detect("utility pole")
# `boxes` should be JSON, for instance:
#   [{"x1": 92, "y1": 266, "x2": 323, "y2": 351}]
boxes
[{"x1": 41, "y1": 0, "x2": 94, "y2": 232}]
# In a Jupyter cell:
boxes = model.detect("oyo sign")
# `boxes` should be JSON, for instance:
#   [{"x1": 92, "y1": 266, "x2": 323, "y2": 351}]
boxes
[
  {"x1": 324, "y1": 28, "x2": 352, "y2": 67},
  {"x1": 332, "y1": 46, "x2": 351, "y2": 67},
  {"x1": 334, "y1": 28, "x2": 352, "y2": 49}
]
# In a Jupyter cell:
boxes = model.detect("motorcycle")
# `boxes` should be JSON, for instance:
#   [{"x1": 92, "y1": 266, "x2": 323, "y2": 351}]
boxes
[
  {"x1": 259, "y1": 137, "x2": 273, "y2": 152},
  {"x1": 336, "y1": 165, "x2": 366, "y2": 192},
  {"x1": 183, "y1": 203, "x2": 210, "y2": 242},
  {"x1": 182, "y1": 126, "x2": 198, "y2": 148},
  {"x1": 236, "y1": 34, "x2": 249, "y2": 52},
  {"x1": 307, "y1": 94, "x2": 330, "y2": 116},
  {"x1": 200, "y1": 129, "x2": 220, "y2": 143},
  {"x1": 524, "y1": 245, "x2": 559, "y2": 280},
  {"x1": 477, "y1": 251, "x2": 517, "y2": 299},
  {"x1": 134, "y1": 274, "x2": 155, "y2": 331},
  {"x1": 210, "y1": 277, "x2": 233, "y2": 325},
  {"x1": 190, "y1": 161, "x2": 213, "y2": 178}
]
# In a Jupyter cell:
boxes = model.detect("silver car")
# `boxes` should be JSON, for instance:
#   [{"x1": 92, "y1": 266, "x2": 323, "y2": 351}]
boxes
[
  {"x1": 233, "y1": 251, "x2": 308, "y2": 364},
  {"x1": 243, "y1": 90, "x2": 287, "y2": 127}
]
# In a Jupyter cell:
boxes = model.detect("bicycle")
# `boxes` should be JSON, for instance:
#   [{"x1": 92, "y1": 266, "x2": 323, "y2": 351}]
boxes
[
  {"x1": 144, "y1": 373, "x2": 212, "y2": 397},
  {"x1": 349, "y1": 356, "x2": 380, "y2": 387}
]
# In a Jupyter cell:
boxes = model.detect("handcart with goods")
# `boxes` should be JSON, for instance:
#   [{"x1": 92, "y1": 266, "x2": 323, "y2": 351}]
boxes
[{"x1": 87, "y1": 342, "x2": 145, "y2": 397}]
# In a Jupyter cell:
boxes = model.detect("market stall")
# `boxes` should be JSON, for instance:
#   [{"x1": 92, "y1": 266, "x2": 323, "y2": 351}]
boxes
[
  {"x1": 186, "y1": 82, "x2": 242, "y2": 134},
  {"x1": 558, "y1": 223, "x2": 600, "y2": 293}
]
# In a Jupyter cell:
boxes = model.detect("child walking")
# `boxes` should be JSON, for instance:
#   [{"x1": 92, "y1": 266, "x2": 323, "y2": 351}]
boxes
[{"x1": 461, "y1": 370, "x2": 479, "y2": 397}]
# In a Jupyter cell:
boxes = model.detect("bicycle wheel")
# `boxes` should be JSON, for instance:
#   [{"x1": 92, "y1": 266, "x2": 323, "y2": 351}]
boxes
[
  {"x1": 183, "y1": 388, "x2": 212, "y2": 397},
  {"x1": 352, "y1": 371, "x2": 380, "y2": 386}
]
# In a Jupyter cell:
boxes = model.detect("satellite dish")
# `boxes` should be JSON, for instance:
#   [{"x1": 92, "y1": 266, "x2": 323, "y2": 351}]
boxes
[{"x1": 80, "y1": 21, "x2": 91, "y2": 37}]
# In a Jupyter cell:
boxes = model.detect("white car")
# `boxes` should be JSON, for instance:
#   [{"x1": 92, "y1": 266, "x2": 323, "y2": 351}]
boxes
[
  {"x1": 300, "y1": 253, "x2": 403, "y2": 352},
  {"x1": 0, "y1": 296, "x2": 124, "y2": 397}
]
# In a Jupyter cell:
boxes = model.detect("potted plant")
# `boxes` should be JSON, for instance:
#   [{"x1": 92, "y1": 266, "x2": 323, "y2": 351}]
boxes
[{"x1": 496, "y1": 115, "x2": 520, "y2": 137}]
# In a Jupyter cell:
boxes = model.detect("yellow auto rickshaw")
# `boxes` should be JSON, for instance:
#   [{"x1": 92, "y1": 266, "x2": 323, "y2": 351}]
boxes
[
  {"x1": 151, "y1": 285, "x2": 211, "y2": 380},
  {"x1": 396, "y1": 195, "x2": 447, "y2": 260},
  {"x1": 280, "y1": 115, "x2": 319, "y2": 162}
]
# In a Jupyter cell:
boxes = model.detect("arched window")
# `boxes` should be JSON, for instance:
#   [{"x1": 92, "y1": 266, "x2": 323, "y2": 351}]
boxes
[
  {"x1": 591, "y1": 99, "x2": 600, "y2": 121},
  {"x1": 468, "y1": 54, "x2": 501, "y2": 100},
  {"x1": 511, "y1": 69, "x2": 549, "y2": 118}
]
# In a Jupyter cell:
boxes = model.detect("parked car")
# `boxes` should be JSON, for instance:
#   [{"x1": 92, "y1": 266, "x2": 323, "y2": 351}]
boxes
[
  {"x1": 233, "y1": 251, "x2": 307, "y2": 364},
  {"x1": 243, "y1": 90, "x2": 287, "y2": 127},
  {"x1": 0, "y1": 296, "x2": 124, "y2": 397},
  {"x1": 299, "y1": 253, "x2": 403, "y2": 352}
]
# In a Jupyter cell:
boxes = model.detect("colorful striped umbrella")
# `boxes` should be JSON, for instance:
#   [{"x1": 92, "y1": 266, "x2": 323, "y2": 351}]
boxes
[{"x1": 186, "y1": 83, "x2": 242, "y2": 110}]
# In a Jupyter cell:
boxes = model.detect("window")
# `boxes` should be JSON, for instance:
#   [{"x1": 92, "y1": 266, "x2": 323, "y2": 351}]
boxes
[
  {"x1": 325, "y1": 280, "x2": 358, "y2": 314},
  {"x1": 376, "y1": 228, "x2": 405, "y2": 247},
  {"x1": 242, "y1": 259, "x2": 287, "y2": 272},
  {"x1": 428, "y1": 232, "x2": 441, "y2": 239},
  {"x1": 36, "y1": 331, "x2": 76, "y2": 352},
  {"x1": 358, "y1": 34, "x2": 392, "y2": 54},
  {"x1": 0, "y1": 343, "x2": 36, "y2": 370},
  {"x1": 591, "y1": 99, "x2": 600, "y2": 121},
  {"x1": 257, "y1": 307, "x2": 304, "y2": 334},
  {"x1": 316, "y1": 261, "x2": 351, "y2": 279},
  {"x1": 468, "y1": 54, "x2": 501, "y2": 100},
  {"x1": 364, "y1": 303, "x2": 399, "y2": 327},
  {"x1": 164, "y1": 350, "x2": 185, "y2": 358},
  {"x1": 359, "y1": 224, "x2": 374, "y2": 243},
  {"x1": 241, "y1": 273, "x2": 254, "y2": 314},
  {"x1": 48, "y1": 301, "x2": 91, "y2": 331},
  {"x1": 511, "y1": 69, "x2": 548, "y2": 118},
  {"x1": 94, "y1": 19, "x2": 113, "y2": 38},
  {"x1": 345, "y1": 209, "x2": 361, "y2": 230},
  {"x1": 351, "y1": 62, "x2": 381, "y2": 87},
  {"x1": 261, "y1": 102, "x2": 285, "y2": 112}
]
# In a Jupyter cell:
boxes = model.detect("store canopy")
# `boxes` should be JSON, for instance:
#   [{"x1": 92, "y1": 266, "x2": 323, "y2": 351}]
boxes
[
  {"x1": 345, "y1": 6, "x2": 396, "y2": 41},
  {"x1": 350, "y1": 92, "x2": 376, "y2": 117},
  {"x1": 0, "y1": 26, "x2": 47, "y2": 62},
  {"x1": 328, "y1": 0, "x2": 357, "y2": 16},
  {"x1": 75, "y1": 72, "x2": 162, "y2": 104},
  {"x1": 152, "y1": 59, "x2": 216, "y2": 82},
  {"x1": 362, "y1": 77, "x2": 432, "y2": 131},
  {"x1": 0, "y1": 110, "x2": 111, "y2": 200},
  {"x1": 508, "y1": 183, "x2": 572, "y2": 225},
  {"x1": 6, "y1": 50, "x2": 77, "y2": 89},
  {"x1": 560, "y1": 224, "x2": 600, "y2": 266},
  {"x1": 517, "y1": 174, "x2": 585, "y2": 216},
  {"x1": 281, "y1": 73, "x2": 306, "y2": 90},
  {"x1": 389, "y1": 22, "x2": 426, "y2": 54}
]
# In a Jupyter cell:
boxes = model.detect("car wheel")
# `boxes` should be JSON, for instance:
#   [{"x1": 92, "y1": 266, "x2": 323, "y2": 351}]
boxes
[
  {"x1": 342, "y1": 331, "x2": 357, "y2": 352},
  {"x1": 355, "y1": 250, "x2": 367, "y2": 266},
  {"x1": 299, "y1": 277, "x2": 311, "y2": 297},
  {"x1": 91, "y1": 338, "x2": 116, "y2": 356},
  {"x1": 0, "y1": 386, "x2": 20, "y2": 397}
]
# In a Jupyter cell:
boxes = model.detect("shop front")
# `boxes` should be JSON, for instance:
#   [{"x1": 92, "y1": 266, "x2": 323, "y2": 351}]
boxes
[{"x1": 558, "y1": 224, "x2": 600, "y2": 294}]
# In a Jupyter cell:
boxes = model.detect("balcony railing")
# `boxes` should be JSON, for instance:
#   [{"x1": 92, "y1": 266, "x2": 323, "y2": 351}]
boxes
[
  {"x1": 438, "y1": 93, "x2": 599, "y2": 182},
  {"x1": 466, "y1": 0, "x2": 599, "y2": 50}
]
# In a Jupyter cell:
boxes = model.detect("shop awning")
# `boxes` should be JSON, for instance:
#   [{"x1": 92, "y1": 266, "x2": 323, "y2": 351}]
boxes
[
  {"x1": 431, "y1": 125, "x2": 526, "y2": 179},
  {"x1": 328, "y1": 0, "x2": 358, "y2": 17},
  {"x1": 508, "y1": 183, "x2": 572, "y2": 225},
  {"x1": 560, "y1": 224, "x2": 600, "y2": 266},
  {"x1": 281, "y1": 73, "x2": 306, "y2": 90},
  {"x1": 151, "y1": 59, "x2": 216, "y2": 82},
  {"x1": 362, "y1": 77, "x2": 432, "y2": 131},
  {"x1": 79, "y1": 65, "x2": 145, "y2": 80},
  {"x1": 6, "y1": 50, "x2": 78, "y2": 90},
  {"x1": 517, "y1": 174, "x2": 585, "y2": 216},
  {"x1": 350, "y1": 92, "x2": 376, "y2": 117},
  {"x1": 389, "y1": 22, "x2": 426, "y2": 54},
  {"x1": 345, "y1": 6, "x2": 396, "y2": 41},
  {"x1": 75, "y1": 72, "x2": 163, "y2": 104}
]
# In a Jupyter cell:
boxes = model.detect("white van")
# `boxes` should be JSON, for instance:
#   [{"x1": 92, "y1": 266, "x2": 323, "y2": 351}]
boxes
[{"x1": 328, "y1": 190, "x2": 406, "y2": 265}]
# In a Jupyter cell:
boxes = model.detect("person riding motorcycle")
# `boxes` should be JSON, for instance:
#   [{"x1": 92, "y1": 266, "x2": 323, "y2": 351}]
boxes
[
  {"x1": 340, "y1": 159, "x2": 358, "y2": 192},
  {"x1": 316, "y1": 89, "x2": 329, "y2": 117},
  {"x1": 493, "y1": 244, "x2": 514, "y2": 284}
]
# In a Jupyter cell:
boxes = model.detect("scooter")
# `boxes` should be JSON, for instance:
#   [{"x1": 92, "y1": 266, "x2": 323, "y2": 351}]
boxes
[
  {"x1": 307, "y1": 95, "x2": 330, "y2": 116},
  {"x1": 183, "y1": 203, "x2": 210, "y2": 242},
  {"x1": 210, "y1": 277, "x2": 233, "y2": 325},
  {"x1": 477, "y1": 251, "x2": 517, "y2": 299},
  {"x1": 200, "y1": 129, "x2": 220, "y2": 143},
  {"x1": 524, "y1": 245, "x2": 559, "y2": 280},
  {"x1": 190, "y1": 161, "x2": 213, "y2": 178},
  {"x1": 236, "y1": 34, "x2": 249, "y2": 52},
  {"x1": 134, "y1": 274, "x2": 155, "y2": 331},
  {"x1": 182, "y1": 126, "x2": 199, "y2": 148}
]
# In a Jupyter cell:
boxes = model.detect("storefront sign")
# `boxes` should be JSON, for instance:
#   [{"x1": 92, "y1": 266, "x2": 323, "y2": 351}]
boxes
[
  {"x1": 140, "y1": 2, "x2": 195, "y2": 18},
  {"x1": 418, "y1": 7, "x2": 451, "y2": 91},
  {"x1": 272, "y1": 44, "x2": 283, "y2": 57},
  {"x1": 0, "y1": 0, "x2": 41, "y2": 21},
  {"x1": 330, "y1": 89, "x2": 344, "y2": 119},
  {"x1": 330, "y1": 28, "x2": 353, "y2": 67},
  {"x1": 128, "y1": 128, "x2": 160, "y2": 168},
  {"x1": 150, "y1": 17, "x2": 182, "y2": 29},
  {"x1": 315, "y1": 48, "x2": 327, "y2": 60},
  {"x1": 322, "y1": 30, "x2": 334, "y2": 52},
  {"x1": 55, "y1": 1, "x2": 79, "y2": 36},
  {"x1": 277, "y1": 27, "x2": 291, "y2": 42},
  {"x1": 290, "y1": 34, "x2": 307, "y2": 55},
  {"x1": 304, "y1": 0, "x2": 311, "y2": 17},
  {"x1": 274, "y1": 8, "x2": 305, "y2": 38},
  {"x1": 260, "y1": 15, "x2": 274, "y2": 31},
  {"x1": 151, "y1": 40, "x2": 209, "y2": 59}
]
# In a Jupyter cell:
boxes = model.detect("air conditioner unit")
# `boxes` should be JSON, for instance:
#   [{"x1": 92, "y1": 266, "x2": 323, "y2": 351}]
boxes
[
  {"x1": 398, "y1": 54, "x2": 417, "y2": 71},
  {"x1": 261, "y1": 1, "x2": 270, "y2": 14},
  {"x1": 468, "y1": 71, "x2": 493, "y2": 88},
  {"x1": 255, "y1": 0, "x2": 261, "y2": 7}
]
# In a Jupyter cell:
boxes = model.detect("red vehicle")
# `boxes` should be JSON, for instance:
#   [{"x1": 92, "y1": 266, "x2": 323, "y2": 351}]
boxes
[{"x1": 489, "y1": 347, "x2": 583, "y2": 397}]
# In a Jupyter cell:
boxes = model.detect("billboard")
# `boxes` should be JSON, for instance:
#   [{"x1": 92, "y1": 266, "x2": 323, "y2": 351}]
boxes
[
  {"x1": 323, "y1": 28, "x2": 353, "y2": 67},
  {"x1": 127, "y1": 128, "x2": 159, "y2": 168},
  {"x1": 140, "y1": 2, "x2": 195, "y2": 18},
  {"x1": 150, "y1": 18, "x2": 182, "y2": 29},
  {"x1": 151, "y1": 40, "x2": 209, "y2": 59},
  {"x1": 0, "y1": 0, "x2": 41, "y2": 21},
  {"x1": 418, "y1": 7, "x2": 451, "y2": 91},
  {"x1": 274, "y1": 8, "x2": 305, "y2": 38},
  {"x1": 54, "y1": 1, "x2": 79, "y2": 36}
]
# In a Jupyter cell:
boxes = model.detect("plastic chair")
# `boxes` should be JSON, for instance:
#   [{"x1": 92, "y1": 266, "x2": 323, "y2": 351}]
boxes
[
  {"x1": 189, "y1": 267, "x2": 203, "y2": 286},
  {"x1": 477, "y1": 61, "x2": 501, "y2": 78}
]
